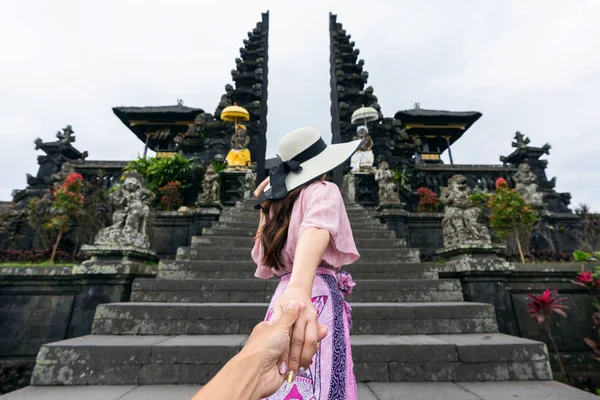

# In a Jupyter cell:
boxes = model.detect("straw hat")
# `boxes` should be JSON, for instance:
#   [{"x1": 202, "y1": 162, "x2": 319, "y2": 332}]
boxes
[{"x1": 256, "y1": 127, "x2": 362, "y2": 207}]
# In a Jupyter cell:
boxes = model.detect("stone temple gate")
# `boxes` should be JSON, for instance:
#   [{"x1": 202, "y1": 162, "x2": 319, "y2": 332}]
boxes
[
  {"x1": 1, "y1": 10, "x2": 596, "y2": 400},
  {"x1": 10, "y1": 11, "x2": 581, "y2": 256}
]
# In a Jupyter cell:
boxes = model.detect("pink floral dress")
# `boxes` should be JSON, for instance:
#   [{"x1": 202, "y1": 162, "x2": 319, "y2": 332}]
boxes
[{"x1": 252, "y1": 181, "x2": 360, "y2": 400}]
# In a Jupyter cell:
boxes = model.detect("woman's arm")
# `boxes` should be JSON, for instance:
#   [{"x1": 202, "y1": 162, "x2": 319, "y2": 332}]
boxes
[
  {"x1": 272, "y1": 227, "x2": 330, "y2": 382},
  {"x1": 287, "y1": 227, "x2": 330, "y2": 295},
  {"x1": 257, "y1": 210, "x2": 265, "y2": 236}
]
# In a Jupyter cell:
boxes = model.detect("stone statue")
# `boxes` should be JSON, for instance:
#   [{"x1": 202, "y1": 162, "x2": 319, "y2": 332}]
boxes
[
  {"x1": 440, "y1": 175, "x2": 491, "y2": 248},
  {"x1": 198, "y1": 165, "x2": 220, "y2": 205},
  {"x1": 514, "y1": 163, "x2": 544, "y2": 207},
  {"x1": 218, "y1": 84, "x2": 234, "y2": 109},
  {"x1": 350, "y1": 126, "x2": 375, "y2": 172},
  {"x1": 94, "y1": 172, "x2": 155, "y2": 249},
  {"x1": 225, "y1": 124, "x2": 251, "y2": 169},
  {"x1": 375, "y1": 161, "x2": 400, "y2": 205}
]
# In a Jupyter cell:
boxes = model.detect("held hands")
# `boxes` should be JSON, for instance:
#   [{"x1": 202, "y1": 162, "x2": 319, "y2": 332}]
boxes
[
  {"x1": 271, "y1": 286, "x2": 324, "y2": 384},
  {"x1": 242, "y1": 299, "x2": 328, "y2": 398}
]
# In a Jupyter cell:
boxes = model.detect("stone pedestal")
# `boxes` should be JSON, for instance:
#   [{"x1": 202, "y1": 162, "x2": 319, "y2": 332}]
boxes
[
  {"x1": 152, "y1": 207, "x2": 221, "y2": 257},
  {"x1": 221, "y1": 170, "x2": 250, "y2": 205},
  {"x1": 195, "y1": 203, "x2": 224, "y2": 212},
  {"x1": 353, "y1": 172, "x2": 378, "y2": 207},
  {"x1": 435, "y1": 245, "x2": 513, "y2": 272},
  {"x1": 73, "y1": 245, "x2": 159, "y2": 276},
  {"x1": 376, "y1": 207, "x2": 409, "y2": 248},
  {"x1": 376, "y1": 203, "x2": 406, "y2": 213}
]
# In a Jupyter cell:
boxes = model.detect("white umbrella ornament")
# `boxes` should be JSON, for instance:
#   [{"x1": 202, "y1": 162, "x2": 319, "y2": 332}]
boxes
[{"x1": 351, "y1": 106, "x2": 379, "y2": 126}]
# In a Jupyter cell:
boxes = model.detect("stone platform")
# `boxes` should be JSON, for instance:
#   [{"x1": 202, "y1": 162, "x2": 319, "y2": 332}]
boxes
[
  {"x1": 6, "y1": 198, "x2": 594, "y2": 398},
  {"x1": 2, "y1": 382, "x2": 596, "y2": 399}
]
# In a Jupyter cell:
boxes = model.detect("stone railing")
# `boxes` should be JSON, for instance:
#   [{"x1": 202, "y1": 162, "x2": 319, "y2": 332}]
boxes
[{"x1": 412, "y1": 164, "x2": 518, "y2": 196}]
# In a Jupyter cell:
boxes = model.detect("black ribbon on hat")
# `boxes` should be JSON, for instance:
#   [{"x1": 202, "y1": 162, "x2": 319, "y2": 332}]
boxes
[{"x1": 256, "y1": 138, "x2": 328, "y2": 208}]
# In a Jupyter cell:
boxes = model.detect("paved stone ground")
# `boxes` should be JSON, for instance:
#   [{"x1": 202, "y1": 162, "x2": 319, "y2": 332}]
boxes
[{"x1": 2, "y1": 382, "x2": 597, "y2": 399}]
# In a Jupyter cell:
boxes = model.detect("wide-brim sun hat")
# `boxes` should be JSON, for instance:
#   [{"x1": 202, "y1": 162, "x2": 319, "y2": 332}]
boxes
[{"x1": 256, "y1": 127, "x2": 362, "y2": 208}]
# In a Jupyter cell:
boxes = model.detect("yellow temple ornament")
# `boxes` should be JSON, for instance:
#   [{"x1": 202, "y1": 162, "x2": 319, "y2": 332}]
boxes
[{"x1": 220, "y1": 104, "x2": 250, "y2": 128}]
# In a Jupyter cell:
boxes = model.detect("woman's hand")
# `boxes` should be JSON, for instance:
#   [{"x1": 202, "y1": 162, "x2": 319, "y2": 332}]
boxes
[
  {"x1": 242, "y1": 299, "x2": 326, "y2": 398},
  {"x1": 193, "y1": 300, "x2": 327, "y2": 400},
  {"x1": 254, "y1": 176, "x2": 270, "y2": 199},
  {"x1": 271, "y1": 285, "x2": 321, "y2": 382}
]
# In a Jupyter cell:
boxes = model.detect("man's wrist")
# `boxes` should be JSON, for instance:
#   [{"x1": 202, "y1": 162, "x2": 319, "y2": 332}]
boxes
[{"x1": 230, "y1": 348, "x2": 263, "y2": 400}]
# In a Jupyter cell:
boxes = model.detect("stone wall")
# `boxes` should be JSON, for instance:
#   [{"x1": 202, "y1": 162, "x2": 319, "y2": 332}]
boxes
[
  {"x1": 0, "y1": 266, "x2": 153, "y2": 394},
  {"x1": 440, "y1": 263, "x2": 599, "y2": 382}
]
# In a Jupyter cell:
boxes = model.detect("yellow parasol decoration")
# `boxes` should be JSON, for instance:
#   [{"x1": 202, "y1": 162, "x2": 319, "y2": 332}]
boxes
[{"x1": 221, "y1": 104, "x2": 250, "y2": 128}]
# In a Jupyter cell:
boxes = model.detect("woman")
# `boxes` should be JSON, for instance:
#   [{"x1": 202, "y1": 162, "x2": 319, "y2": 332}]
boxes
[{"x1": 252, "y1": 127, "x2": 362, "y2": 400}]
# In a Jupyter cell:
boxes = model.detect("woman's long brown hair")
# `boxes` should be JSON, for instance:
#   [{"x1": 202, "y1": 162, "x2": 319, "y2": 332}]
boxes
[{"x1": 257, "y1": 187, "x2": 303, "y2": 271}]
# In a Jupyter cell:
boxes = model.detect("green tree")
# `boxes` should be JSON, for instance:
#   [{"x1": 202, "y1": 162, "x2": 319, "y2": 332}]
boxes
[
  {"x1": 488, "y1": 177, "x2": 538, "y2": 263},
  {"x1": 125, "y1": 154, "x2": 194, "y2": 198},
  {"x1": 46, "y1": 172, "x2": 85, "y2": 263}
]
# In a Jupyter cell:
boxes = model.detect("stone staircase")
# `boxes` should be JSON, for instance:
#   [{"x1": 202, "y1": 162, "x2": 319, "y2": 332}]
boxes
[{"x1": 30, "y1": 199, "x2": 553, "y2": 386}]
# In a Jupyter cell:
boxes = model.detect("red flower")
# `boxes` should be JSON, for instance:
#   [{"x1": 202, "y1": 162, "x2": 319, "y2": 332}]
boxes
[
  {"x1": 416, "y1": 187, "x2": 441, "y2": 212},
  {"x1": 578, "y1": 271, "x2": 594, "y2": 284},
  {"x1": 526, "y1": 289, "x2": 569, "y2": 324},
  {"x1": 495, "y1": 177, "x2": 508, "y2": 190},
  {"x1": 65, "y1": 172, "x2": 84, "y2": 186},
  {"x1": 572, "y1": 270, "x2": 599, "y2": 290}
]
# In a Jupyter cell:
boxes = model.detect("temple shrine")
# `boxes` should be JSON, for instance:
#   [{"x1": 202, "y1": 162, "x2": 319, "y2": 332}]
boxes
[{"x1": 1, "y1": 9, "x2": 597, "y2": 400}]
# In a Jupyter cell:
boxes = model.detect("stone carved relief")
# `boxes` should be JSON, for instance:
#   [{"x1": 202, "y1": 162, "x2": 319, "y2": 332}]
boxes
[
  {"x1": 94, "y1": 172, "x2": 155, "y2": 249},
  {"x1": 440, "y1": 175, "x2": 492, "y2": 248},
  {"x1": 198, "y1": 165, "x2": 221, "y2": 205},
  {"x1": 375, "y1": 161, "x2": 400, "y2": 205},
  {"x1": 243, "y1": 169, "x2": 256, "y2": 200}
]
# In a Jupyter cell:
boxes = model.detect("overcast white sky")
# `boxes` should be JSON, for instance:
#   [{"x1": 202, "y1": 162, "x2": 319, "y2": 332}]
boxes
[{"x1": 1, "y1": 0, "x2": 599, "y2": 210}]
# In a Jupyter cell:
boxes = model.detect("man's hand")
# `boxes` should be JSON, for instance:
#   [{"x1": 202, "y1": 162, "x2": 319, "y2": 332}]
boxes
[{"x1": 241, "y1": 300, "x2": 328, "y2": 398}]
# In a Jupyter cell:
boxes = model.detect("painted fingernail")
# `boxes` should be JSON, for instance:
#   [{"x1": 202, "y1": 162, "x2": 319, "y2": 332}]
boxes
[
  {"x1": 286, "y1": 370, "x2": 295, "y2": 384},
  {"x1": 279, "y1": 362, "x2": 287, "y2": 375},
  {"x1": 287, "y1": 300, "x2": 298, "y2": 310}
]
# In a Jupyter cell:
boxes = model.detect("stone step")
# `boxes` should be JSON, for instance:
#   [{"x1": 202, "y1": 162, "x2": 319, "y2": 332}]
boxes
[
  {"x1": 131, "y1": 278, "x2": 463, "y2": 303},
  {"x1": 217, "y1": 214, "x2": 381, "y2": 226},
  {"x1": 190, "y1": 235, "x2": 404, "y2": 249},
  {"x1": 202, "y1": 227, "x2": 395, "y2": 239},
  {"x1": 156, "y1": 260, "x2": 437, "y2": 280},
  {"x1": 31, "y1": 333, "x2": 551, "y2": 385},
  {"x1": 224, "y1": 208, "x2": 373, "y2": 220},
  {"x1": 8, "y1": 382, "x2": 598, "y2": 400},
  {"x1": 211, "y1": 220, "x2": 388, "y2": 231},
  {"x1": 92, "y1": 302, "x2": 497, "y2": 336},
  {"x1": 175, "y1": 246, "x2": 417, "y2": 262}
]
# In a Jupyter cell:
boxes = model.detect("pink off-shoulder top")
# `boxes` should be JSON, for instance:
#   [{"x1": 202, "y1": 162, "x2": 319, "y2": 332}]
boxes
[{"x1": 252, "y1": 181, "x2": 361, "y2": 279}]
